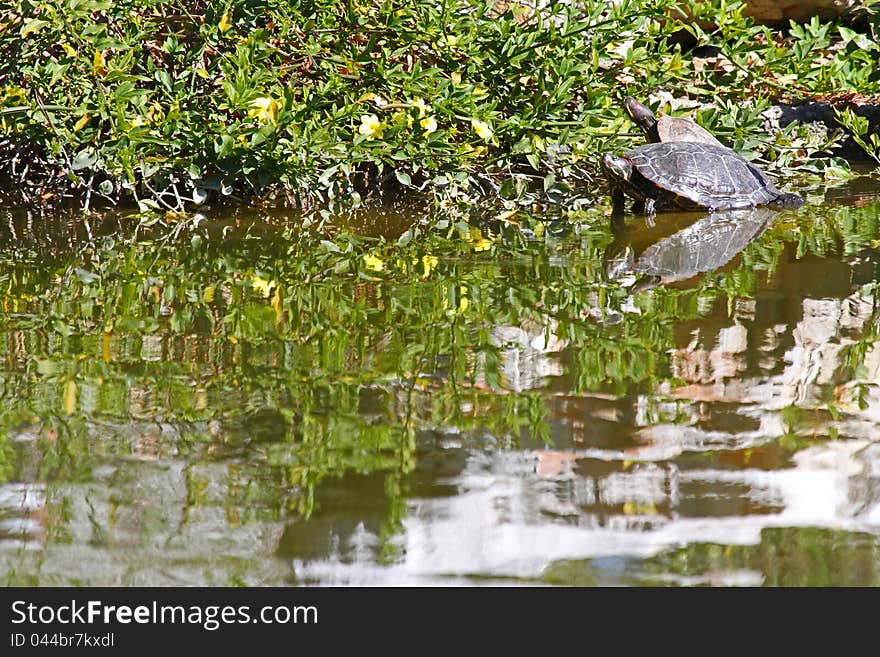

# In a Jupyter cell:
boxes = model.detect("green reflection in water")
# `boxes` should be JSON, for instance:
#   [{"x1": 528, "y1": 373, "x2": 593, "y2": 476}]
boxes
[
  {"x1": 1, "y1": 193, "x2": 880, "y2": 584},
  {"x1": 542, "y1": 527, "x2": 880, "y2": 587}
]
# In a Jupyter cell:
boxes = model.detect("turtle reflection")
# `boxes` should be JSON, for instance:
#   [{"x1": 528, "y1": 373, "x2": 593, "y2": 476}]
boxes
[{"x1": 605, "y1": 207, "x2": 778, "y2": 291}]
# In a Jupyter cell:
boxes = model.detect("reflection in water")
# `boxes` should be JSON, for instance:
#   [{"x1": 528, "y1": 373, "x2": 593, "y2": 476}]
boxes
[
  {"x1": 2, "y1": 196, "x2": 880, "y2": 585},
  {"x1": 284, "y1": 431, "x2": 880, "y2": 585},
  {"x1": 605, "y1": 207, "x2": 777, "y2": 289}
]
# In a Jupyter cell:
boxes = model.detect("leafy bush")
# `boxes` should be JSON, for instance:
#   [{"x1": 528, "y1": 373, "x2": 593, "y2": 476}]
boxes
[{"x1": 1, "y1": 1, "x2": 876, "y2": 213}]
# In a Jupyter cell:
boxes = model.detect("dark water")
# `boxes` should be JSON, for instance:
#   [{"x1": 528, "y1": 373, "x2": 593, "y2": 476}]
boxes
[{"x1": 2, "y1": 176, "x2": 880, "y2": 586}]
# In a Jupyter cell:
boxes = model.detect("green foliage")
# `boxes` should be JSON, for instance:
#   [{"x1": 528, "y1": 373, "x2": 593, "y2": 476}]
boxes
[
  {"x1": 1, "y1": 1, "x2": 875, "y2": 212},
  {"x1": 836, "y1": 107, "x2": 880, "y2": 164},
  {"x1": 0, "y1": 432, "x2": 13, "y2": 484}
]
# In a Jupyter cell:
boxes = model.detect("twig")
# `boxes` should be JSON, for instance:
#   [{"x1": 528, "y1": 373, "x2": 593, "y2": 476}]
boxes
[{"x1": 84, "y1": 173, "x2": 95, "y2": 212}]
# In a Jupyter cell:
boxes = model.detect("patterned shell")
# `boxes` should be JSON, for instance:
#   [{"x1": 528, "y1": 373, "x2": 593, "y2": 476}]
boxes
[
  {"x1": 622, "y1": 141, "x2": 782, "y2": 210},
  {"x1": 655, "y1": 116, "x2": 723, "y2": 147}
]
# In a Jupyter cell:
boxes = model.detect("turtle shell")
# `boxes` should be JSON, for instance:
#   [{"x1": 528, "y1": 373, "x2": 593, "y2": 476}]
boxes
[
  {"x1": 655, "y1": 115, "x2": 722, "y2": 146},
  {"x1": 622, "y1": 141, "x2": 784, "y2": 211},
  {"x1": 624, "y1": 97, "x2": 723, "y2": 147}
]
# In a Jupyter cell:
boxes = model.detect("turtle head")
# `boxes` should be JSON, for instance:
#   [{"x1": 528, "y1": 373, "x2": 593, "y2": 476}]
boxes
[
  {"x1": 623, "y1": 97, "x2": 658, "y2": 134},
  {"x1": 602, "y1": 153, "x2": 633, "y2": 184},
  {"x1": 632, "y1": 275, "x2": 662, "y2": 293},
  {"x1": 605, "y1": 246, "x2": 662, "y2": 292},
  {"x1": 604, "y1": 244, "x2": 635, "y2": 281}
]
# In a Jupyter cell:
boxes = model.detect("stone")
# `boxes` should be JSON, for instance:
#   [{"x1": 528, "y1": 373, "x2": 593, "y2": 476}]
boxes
[
  {"x1": 763, "y1": 94, "x2": 880, "y2": 162},
  {"x1": 742, "y1": 0, "x2": 854, "y2": 25}
]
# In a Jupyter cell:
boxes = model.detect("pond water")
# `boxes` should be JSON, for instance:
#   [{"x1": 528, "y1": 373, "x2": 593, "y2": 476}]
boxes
[{"x1": 2, "y1": 176, "x2": 880, "y2": 586}]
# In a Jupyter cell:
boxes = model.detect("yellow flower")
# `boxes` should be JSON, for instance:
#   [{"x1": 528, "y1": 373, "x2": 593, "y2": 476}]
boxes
[
  {"x1": 363, "y1": 253, "x2": 385, "y2": 271},
  {"x1": 249, "y1": 96, "x2": 279, "y2": 124},
  {"x1": 392, "y1": 110, "x2": 413, "y2": 128},
  {"x1": 469, "y1": 227, "x2": 493, "y2": 252},
  {"x1": 251, "y1": 276, "x2": 275, "y2": 298},
  {"x1": 219, "y1": 13, "x2": 233, "y2": 33},
  {"x1": 411, "y1": 97, "x2": 429, "y2": 118},
  {"x1": 421, "y1": 255, "x2": 438, "y2": 279},
  {"x1": 359, "y1": 114, "x2": 386, "y2": 139},
  {"x1": 471, "y1": 119, "x2": 493, "y2": 141},
  {"x1": 93, "y1": 50, "x2": 107, "y2": 76},
  {"x1": 420, "y1": 116, "x2": 438, "y2": 136}
]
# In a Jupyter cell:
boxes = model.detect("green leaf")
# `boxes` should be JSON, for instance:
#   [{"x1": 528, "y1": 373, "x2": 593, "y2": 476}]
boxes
[
  {"x1": 71, "y1": 150, "x2": 97, "y2": 171},
  {"x1": 21, "y1": 19, "x2": 50, "y2": 37}
]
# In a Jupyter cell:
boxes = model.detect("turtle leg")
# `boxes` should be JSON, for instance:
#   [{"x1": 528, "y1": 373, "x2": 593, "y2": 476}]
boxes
[
  {"x1": 644, "y1": 198, "x2": 656, "y2": 227},
  {"x1": 611, "y1": 186, "x2": 626, "y2": 217}
]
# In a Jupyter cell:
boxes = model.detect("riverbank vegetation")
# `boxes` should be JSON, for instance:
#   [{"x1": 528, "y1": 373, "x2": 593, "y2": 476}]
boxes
[{"x1": 1, "y1": 0, "x2": 878, "y2": 216}]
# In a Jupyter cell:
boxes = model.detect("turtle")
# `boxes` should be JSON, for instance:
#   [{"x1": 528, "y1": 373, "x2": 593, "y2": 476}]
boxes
[
  {"x1": 602, "y1": 141, "x2": 804, "y2": 216},
  {"x1": 624, "y1": 96, "x2": 723, "y2": 147}
]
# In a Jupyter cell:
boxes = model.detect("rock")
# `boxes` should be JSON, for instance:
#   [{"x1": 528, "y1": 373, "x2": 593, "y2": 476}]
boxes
[
  {"x1": 502, "y1": 1, "x2": 862, "y2": 27},
  {"x1": 763, "y1": 94, "x2": 880, "y2": 162},
  {"x1": 742, "y1": 0, "x2": 854, "y2": 25},
  {"x1": 673, "y1": 0, "x2": 861, "y2": 32}
]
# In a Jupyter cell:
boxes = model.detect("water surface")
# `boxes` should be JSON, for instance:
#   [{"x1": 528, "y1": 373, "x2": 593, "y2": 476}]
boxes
[{"x1": 2, "y1": 177, "x2": 880, "y2": 586}]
